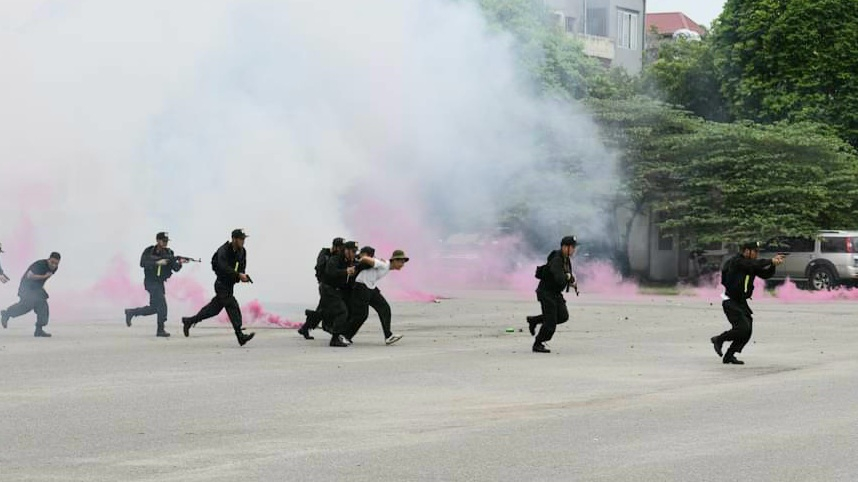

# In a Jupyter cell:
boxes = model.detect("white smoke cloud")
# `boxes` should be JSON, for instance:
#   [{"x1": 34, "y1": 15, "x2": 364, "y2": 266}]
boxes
[{"x1": 0, "y1": 0, "x2": 616, "y2": 306}]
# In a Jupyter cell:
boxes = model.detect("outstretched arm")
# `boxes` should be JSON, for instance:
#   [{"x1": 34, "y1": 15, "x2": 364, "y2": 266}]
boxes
[
  {"x1": 735, "y1": 256, "x2": 782, "y2": 280},
  {"x1": 26, "y1": 270, "x2": 53, "y2": 281}
]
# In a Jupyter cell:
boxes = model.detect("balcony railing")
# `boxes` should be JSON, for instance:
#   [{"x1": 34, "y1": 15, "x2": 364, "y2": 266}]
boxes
[{"x1": 575, "y1": 34, "x2": 615, "y2": 60}]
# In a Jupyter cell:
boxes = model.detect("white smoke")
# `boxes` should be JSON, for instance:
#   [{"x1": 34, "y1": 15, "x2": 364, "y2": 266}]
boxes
[{"x1": 0, "y1": 0, "x2": 616, "y2": 305}]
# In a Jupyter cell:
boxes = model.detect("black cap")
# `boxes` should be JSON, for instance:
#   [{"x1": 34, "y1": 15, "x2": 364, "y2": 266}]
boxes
[
  {"x1": 561, "y1": 235, "x2": 578, "y2": 247},
  {"x1": 741, "y1": 241, "x2": 762, "y2": 251},
  {"x1": 359, "y1": 246, "x2": 375, "y2": 257},
  {"x1": 156, "y1": 232, "x2": 170, "y2": 242},
  {"x1": 49, "y1": 252, "x2": 61, "y2": 260},
  {"x1": 231, "y1": 229, "x2": 248, "y2": 239},
  {"x1": 343, "y1": 241, "x2": 358, "y2": 251},
  {"x1": 332, "y1": 237, "x2": 345, "y2": 248}
]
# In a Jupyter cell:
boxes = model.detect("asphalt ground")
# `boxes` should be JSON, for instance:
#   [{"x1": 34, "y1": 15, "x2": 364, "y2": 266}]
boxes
[{"x1": 2, "y1": 293, "x2": 857, "y2": 481}]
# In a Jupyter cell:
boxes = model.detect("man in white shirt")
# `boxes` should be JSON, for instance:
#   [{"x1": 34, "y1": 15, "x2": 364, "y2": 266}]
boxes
[{"x1": 344, "y1": 247, "x2": 409, "y2": 345}]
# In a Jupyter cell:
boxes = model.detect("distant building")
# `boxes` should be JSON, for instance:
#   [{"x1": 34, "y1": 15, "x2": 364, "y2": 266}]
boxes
[
  {"x1": 646, "y1": 12, "x2": 706, "y2": 39},
  {"x1": 544, "y1": 0, "x2": 646, "y2": 75},
  {"x1": 644, "y1": 12, "x2": 706, "y2": 64}
]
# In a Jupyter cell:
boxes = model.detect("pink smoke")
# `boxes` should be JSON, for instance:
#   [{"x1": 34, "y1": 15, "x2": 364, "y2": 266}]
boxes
[
  {"x1": 241, "y1": 299, "x2": 301, "y2": 329},
  {"x1": 345, "y1": 194, "x2": 544, "y2": 301},
  {"x1": 88, "y1": 255, "x2": 149, "y2": 306},
  {"x1": 768, "y1": 279, "x2": 858, "y2": 303},
  {"x1": 1, "y1": 214, "x2": 38, "y2": 275},
  {"x1": 86, "y1": 256, "x2": 209, "y2": 307}
]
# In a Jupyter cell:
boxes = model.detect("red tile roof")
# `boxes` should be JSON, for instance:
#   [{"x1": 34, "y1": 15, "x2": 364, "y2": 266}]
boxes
[{"x1": 646, "y1": 12, "x2": 706, "y2": 36}]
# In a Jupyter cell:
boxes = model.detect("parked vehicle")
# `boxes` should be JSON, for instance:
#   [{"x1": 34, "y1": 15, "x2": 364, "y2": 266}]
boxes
[{"x1": 759, "y1": 231, "x2": 858, "y2": 290}]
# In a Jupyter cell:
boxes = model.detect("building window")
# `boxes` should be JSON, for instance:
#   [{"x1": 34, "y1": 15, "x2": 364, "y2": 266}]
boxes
[
  {"x1": 658, "y1": 229, "x2": 674, "y2": 251},
  {"x1": 656, "y1": 212, "x2": 674, "y2": 251},
  {"x1": 617, "y1": 9, "x2": 639, "y2": 49},
  {"x1": 565, "y1": 16, "x2": 577, "y2": 34},
  {"x1": 586, "y1": 8, "x2": 608, "y2": 37}
]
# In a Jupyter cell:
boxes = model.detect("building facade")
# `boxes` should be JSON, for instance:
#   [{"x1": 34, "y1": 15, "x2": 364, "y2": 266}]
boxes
[{"x1": 544, "y1": 0, "x2": 646, "y2": 74}]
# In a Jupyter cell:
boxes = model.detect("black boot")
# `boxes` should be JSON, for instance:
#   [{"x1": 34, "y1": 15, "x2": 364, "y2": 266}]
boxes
[
  {"x1": 34, "y1": 327, "x2": 52, "y2": 338},
  {"x1": 156, "y1": 322, "x2": 170, "y2": 337},
  {"x1": 532, "y1": 342, "x2": 550, "y2": 353},
  {"x1": 711, "y1": 336, "x2": 723, "y2": 357},
  {"x1": 526, "y1": 316, "x2": 539, "y2": 336},
  {"x1": 297, "y1": 324, "x2": 314, "y2": 340},
  {"x1": 237, "y1": 331, "x2": 255, "y2": 346},
  {"x1": 330, "y1": 334, "x2": 349, "y2": 347},
  {"x1": 182, "y1": 317, "x2": 195, "y2": 337},
  {"x1": 124, "y1": 309, "x2": 133, "y2": 327},
  {"x1": 723, "y1": 354, "x2": 745, "y2": 365}
]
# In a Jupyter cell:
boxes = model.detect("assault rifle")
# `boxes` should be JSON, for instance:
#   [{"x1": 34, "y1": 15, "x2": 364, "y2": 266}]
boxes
[{"x1": 173, "y1": 256, "x2": 202, "y2": 263}]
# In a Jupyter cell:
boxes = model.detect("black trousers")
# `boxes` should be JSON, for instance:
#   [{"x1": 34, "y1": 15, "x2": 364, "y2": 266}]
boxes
[
  {"x1": 187, "y1": 281, "x2": 243, "y2": 335},
  {"x1": 717, "y1": 299, "x2": 753, "y2": 356},
  {"x1": 346, "y1": 283, "x2": 392, "y2": 340},
  {"x1": 302, "y1": 285, "x2": 325, "y2": 331},
  {"x1": 5, "y1": 295, "x2": 50, "y2": 327},
  {"x1": 532, "y1": 290, "x2": 568, "y2": 345},
  {"x1": 127, "y1": 283, "x2": 167, "y2": 324},
  {"x1": 320, "y1": 284, "x2": 349, "y2": 337}
]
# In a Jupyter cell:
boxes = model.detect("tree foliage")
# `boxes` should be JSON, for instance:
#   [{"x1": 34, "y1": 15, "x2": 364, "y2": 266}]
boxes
[
  {"x1": 644, "y1": 38, "x2": 730, "y2": 122},
  {"x1": 591, "y1": 97, "x2": 858, "y2": 243},
  {"x1": 477, "y1": 0, "x2": 634, "y2": 101},
  {"x1": 477, "y1": 0, "x2": 858, "y2": 252},
  {"x1": 712, "y1": 0, "x2": 858, "y2": 146}
]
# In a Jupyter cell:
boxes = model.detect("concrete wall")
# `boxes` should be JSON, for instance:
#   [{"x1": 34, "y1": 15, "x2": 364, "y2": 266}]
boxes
[
  {"x1": 545, "y1": 0, "x2": 644, "y2": 74},
  {"x1": 626, "y1": 206, "x2": 682, "y2": 282},
  {"x1": 610, "y1": 0, "x2": 645, "y2": 74},
  {"x1": 626, "y1": 208, "x2": 650, "y2": 274}
]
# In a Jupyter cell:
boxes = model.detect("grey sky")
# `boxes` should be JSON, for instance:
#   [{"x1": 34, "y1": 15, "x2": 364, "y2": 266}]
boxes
[{"x1": 646, "y1": 0, "x2": 727, "y2": 27}]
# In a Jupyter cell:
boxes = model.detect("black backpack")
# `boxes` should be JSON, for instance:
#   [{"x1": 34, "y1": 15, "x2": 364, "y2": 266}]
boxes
[{"x1": 534, "y1": 251, "x2": 559, "y2": 280}]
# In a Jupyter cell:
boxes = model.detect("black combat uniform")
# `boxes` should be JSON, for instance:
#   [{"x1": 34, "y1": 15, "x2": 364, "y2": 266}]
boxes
[
  {"x1": 529, "y1": 250, "x2": 572, "y2": 351},
  {"x1": 182, "y1": 237, "x2": 254, "y2": 346},
  {"x1": 125, "y1": 245, "x2": 182, "y2": 336},
  {"x1": 2, "y1": 256, "x2": 59, "y2": 337},
  {"x1": 298, "y1": 245, "x2": 337, "y2": 339},
  {"x1": 321, "y1": 243, "x2": 357, "y2": 347},
  {"x1": 712, "y1": 246, "x2": 777, "y2": 364}
]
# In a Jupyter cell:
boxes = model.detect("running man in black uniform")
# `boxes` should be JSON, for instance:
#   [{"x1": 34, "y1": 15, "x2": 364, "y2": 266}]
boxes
[
  {"x1": 2, "y1": 252, "x2": 61, "y2": 337},
  {"x1": 182, "y1": 229, "x2": 255, "y2": 346}
]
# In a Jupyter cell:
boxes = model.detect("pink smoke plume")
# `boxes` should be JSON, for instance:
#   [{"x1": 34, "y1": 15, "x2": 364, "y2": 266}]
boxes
[
  {"x1": 88, "y1": 256, "x2": 149, "y2": 306},
  {"x1": 86, "y1": 255, "x2": 209, "y2": 307},
  {"x1": 2, "y1": 214, "x2": 38, "y2": 275},
  {"x1": 689, "y1": 274, "x2": 858, "y2": 304},
  {"x1": 344, "y1": 194, "x2": 545, "y2": 301},
  {"x1": 241, "y1": 299, "x2": 301, "y2": 329},
  {"x1": 767, "y1": 278, "x2": 858, "y2": 303}
]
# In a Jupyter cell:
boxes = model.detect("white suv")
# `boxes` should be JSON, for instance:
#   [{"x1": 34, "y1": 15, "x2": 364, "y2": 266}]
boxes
[{"x1": 759, "y1": 231, "x2": 858, "y2": 290}]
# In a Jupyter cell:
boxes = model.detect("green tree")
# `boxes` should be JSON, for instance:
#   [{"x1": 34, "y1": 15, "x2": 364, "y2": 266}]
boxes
[
  {"x1": 644, "y1": 37, "x2": 730, "y2": 122},
  {"x1": 665, "y1": 121, "x2": 858, "y2": 242},
  {"x1": 593, "y1": 95, "x2": 858, "y2": 244},
  {"x1": 712, "y1": 0, "x2": 858, "y2": 145},
  {"x1": 476, "y1": 0, "x2": 629, "y2": 101},
  {"x1": 589, "y1": 96, "x2": 700, "y2": 253}
]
